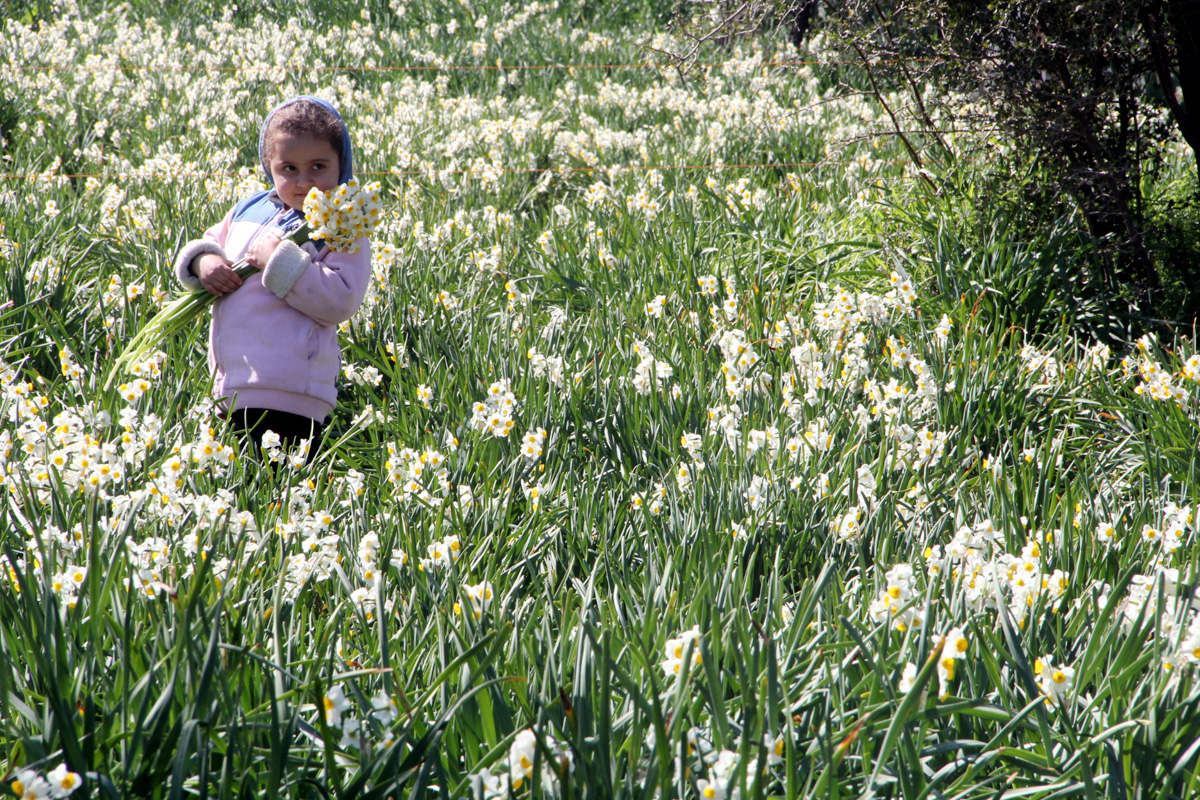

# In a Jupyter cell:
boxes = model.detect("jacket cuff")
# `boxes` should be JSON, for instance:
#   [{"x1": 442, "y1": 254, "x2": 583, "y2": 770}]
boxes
[
  {"x1": 262, "y1": 239, "x2": 310, "y2": 298},
  {"x1": 175, "y1": 240, "x2": 224, "y2": 291}
]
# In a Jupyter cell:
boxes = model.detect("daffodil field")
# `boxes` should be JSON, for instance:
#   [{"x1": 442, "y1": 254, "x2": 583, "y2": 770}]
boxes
[{"x1": 3, "y1": 0, "x2": 1200, "y2": 797}]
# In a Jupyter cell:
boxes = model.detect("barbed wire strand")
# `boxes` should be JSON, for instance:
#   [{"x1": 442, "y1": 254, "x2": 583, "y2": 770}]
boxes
[
  {"x1": 1, "y1": 58, "x2": 937, "y2": 73},
  {"x1": 0, "y1": 159, "x2": 940, "y2": 181}
]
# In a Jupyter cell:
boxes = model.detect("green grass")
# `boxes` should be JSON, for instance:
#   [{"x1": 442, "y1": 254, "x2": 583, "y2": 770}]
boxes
[{"x1": 2, "y1": 0, "x2": 1200, "y2": 798}]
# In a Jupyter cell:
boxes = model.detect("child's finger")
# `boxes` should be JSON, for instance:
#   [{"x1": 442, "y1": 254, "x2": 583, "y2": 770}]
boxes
[{"x1": 206, "y1": 271, "x2": 241, "y2": 295}]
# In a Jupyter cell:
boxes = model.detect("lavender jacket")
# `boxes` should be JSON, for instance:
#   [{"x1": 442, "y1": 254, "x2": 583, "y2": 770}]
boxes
[{"x1": 173, "y1": 190, "x2": 371, "y2": 421}]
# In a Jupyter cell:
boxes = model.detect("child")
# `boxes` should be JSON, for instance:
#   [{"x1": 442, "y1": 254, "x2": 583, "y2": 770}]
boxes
[{"x1": 173, "y1": 96, "x2": 371, "y2": 464}]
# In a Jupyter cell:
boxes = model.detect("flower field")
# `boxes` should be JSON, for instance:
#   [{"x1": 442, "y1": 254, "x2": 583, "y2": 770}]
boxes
[{"x1": 2, "y1": 0, "x2": 1200, "y2": 797}]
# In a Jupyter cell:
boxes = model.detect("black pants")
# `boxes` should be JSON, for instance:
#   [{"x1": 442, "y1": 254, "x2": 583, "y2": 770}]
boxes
[{"x1": 230, "y1": 408, "x2": 325, "y2": 465}]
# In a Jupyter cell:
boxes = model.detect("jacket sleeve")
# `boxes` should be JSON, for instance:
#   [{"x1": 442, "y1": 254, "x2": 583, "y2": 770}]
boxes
[
  {"x1": 174, "y1": 210, "x2": 233, "y2": 291},
  {"x1": 261, "y1": 238, "x2": 372, "y2": 328}
]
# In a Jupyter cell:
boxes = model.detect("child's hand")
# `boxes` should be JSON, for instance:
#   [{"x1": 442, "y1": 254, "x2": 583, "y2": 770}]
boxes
[
  {"x1": 196, "y1": 253, "x2": 242, "y2": 296},
  {"x1": 246, "y1": 233, "x2": 283, "y2": 270}
]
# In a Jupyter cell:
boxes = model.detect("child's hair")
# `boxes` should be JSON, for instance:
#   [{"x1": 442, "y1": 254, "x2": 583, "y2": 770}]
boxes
[{"x1": 261, "y1": 99, "x2": 345, "y2": 163}]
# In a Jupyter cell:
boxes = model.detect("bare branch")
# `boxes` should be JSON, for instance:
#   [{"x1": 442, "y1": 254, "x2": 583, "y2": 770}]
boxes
[{"x1": 848, "y1": 39, "x2": 938, "y2": 192}]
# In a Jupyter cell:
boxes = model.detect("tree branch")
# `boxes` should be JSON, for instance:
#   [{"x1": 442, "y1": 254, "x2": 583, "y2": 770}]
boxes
[{"x1": 849, "y1": 39, "x2": 938, "y2": 192}]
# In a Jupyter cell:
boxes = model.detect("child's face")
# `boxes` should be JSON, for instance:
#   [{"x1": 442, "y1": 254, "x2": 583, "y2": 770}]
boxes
[{"x1": 266, "y1": 133, "x2": 340, "y2": 211}]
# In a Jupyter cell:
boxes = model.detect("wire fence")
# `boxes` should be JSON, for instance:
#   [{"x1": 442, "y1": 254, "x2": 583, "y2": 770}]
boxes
[
  {"x1": 1, "y1": 57, "x2": 959, "y2": 183},
  {"x1": 1, "y1": 159, "x2": 932, "y2": 182},
  {"x1": 0, "y1": 58, "x2": 927, "y2": 73}
]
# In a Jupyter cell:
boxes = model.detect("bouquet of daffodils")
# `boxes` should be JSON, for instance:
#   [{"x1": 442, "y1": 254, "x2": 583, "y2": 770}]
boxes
[{"x1": 106, "y1": 181, "x2": 382, "y2": 389}]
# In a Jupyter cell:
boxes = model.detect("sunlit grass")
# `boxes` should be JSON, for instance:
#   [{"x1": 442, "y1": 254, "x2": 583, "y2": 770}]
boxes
[{"x1": 1, "y1": 0, "x2": 1200, "y2": 798}]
